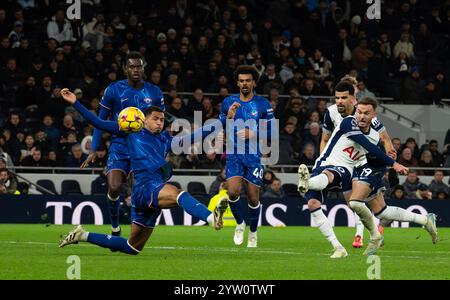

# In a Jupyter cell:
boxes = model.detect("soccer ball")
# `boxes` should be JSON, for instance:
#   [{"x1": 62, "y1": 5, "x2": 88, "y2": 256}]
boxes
[{"x1": 118, "y1": 107, "x2": 145, "y2": 133}]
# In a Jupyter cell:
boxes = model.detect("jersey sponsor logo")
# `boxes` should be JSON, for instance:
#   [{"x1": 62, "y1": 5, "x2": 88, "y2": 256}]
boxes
[
  {"x1": 144, "y1": 98, "x2": 153, "y2": 105},
  {"x1": 343, "y1": 146, "x2": 366, "y2": 161}
]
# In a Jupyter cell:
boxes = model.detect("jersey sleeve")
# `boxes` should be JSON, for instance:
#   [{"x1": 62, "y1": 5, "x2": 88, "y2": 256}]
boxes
[
  {"x1": 91, "y1": 106, "x2": 110, "y2": 151},
  {"x1": 370, "y1": 117, "x2": 385, "y2": 132},
  {"x1": 154, "y1": 86, "x2": 166, "y2": 111},
  {"x1": 100, "y1": 84, "x2": 114, "y2": 111},
  {"x1": 219, "y1": 97, "x2": 230, "y2": 125},
  {"x1": 261, "y1": 99, "x2": 276, "y2": 139},
  {"x1": 340, "y1": 117, "x2": 395, "y2": 166},
  {"x1": 322, "y1": 109, "x2": 333, "y2": 134},
  {"x1": 73, "y1": 101, "x2": 124, "y2": 137}
]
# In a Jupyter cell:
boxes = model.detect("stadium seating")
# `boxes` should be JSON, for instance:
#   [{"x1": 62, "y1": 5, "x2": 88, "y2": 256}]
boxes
[
  {"x1": 61, "y1": 180, "x2": 83, "y2": 195},
  {"x1": 167, "y1": 181, "x2": 182, "y2": 189},
  {"x1": 36, "y1": 179, "x2": 57, "y2": 195},
  {"x1": 282, "y1": 183, "x2": 299, "y2": 196},
  {"x1": 187, "y1": 181, "x2": 207, "y2": 196}
]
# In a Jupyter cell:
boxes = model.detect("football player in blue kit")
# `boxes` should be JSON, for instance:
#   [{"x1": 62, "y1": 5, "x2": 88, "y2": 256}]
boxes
[
  {"x1": 80, "y1": 52, "x2": 165, "y2": 237},
  {"x1": 219, "y1": 66, "x2": 276, "y2": 248},
  {"x1": 58, "y1": 89, "x2": 226, "y2": 255}
]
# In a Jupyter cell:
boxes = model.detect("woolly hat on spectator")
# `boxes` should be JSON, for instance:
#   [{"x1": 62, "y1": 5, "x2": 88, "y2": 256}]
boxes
[
  {"x1": 14, "y1": 20, "x2": 23, "y2": 27},
  {"x1": 351, "y1": 15, "x2": 361, "y2": 25},
  {"x1": 157, "y1": 32, "x2": 167, "y2": 41},
  {"x1": 418, "y1": 183, "x2": 429, "y2": 191}
]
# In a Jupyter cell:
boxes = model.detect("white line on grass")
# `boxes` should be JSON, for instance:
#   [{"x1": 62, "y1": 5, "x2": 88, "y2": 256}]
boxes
[{"x1": 1, "y1": 240, "x2": 449, "y2": 261}]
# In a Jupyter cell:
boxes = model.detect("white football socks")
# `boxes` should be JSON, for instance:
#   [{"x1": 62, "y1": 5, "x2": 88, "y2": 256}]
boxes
[
  {"x1": 349, "y1": 201, "x2": 380, "y2": 240},
  {"x1": 355, "y1": 213, "x2": 364, "y2": 238},
  {"x1": 311, "y1": 209, "x2": 342, "y2": 248},
  {"x1": 376, "y1": 206, "x2": 427, "y2": 225}
]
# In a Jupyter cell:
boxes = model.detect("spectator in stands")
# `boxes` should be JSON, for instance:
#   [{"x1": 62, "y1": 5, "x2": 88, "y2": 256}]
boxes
[
  {"x1": 392, "y1": 137, "x2": 402, "y2": 153},
  {"x1": 209, "y1": 167, "x2": 226, "y2": 197},
  {"x1": 351, "y1": 39, "x2": 373, "y2": 76},
  {"x1": 356, "y1": 79, "x2": 375, "y2": 99},
  {"x1": 428, "y1": 170, "x2": 449, "y2": 199},
  {"x1": 393, "y1": 32, "x2": 415, "y2": 59},
  {"x1": 19, "y1": 134, "x2": 35, "y2": 161},
  {"x1": 303, "y1": 122, "x2": 321, "y2": 156},
  {"x1": 262, "y1": 178, "x2": 284, "y2": 199},
  {"x1": 403, "y1": 137, "x2": 421, "y2": 160},
  {"x1": 278, "y1": 122, "x2": 298, "y2": 165},
  {"x1": 1, "y1": 129, "x2": 21, "y2": 164},
  {"x1": 65, "y1": 143, "x2": 87, "y2": 168},
  {"x1": 45, "y1": 149, "x2": 59, "y2": 167},
  {"x1": 91, "y1": 166, "x2": 108, "y2": 195},
  {"x1": 3, "y1": 113, "x2": 24, "y2": 138},
  {"x1": 417, "y1": 150, "x2": 434, "y2": 175},
  {"x1": 92, "y1": 144, "x2": 107, "y2": 169},
  {"x1": 398, "y1": 147, "x2": 418, "y2": 168},
  {"x1": 308, "y1": 48, "x2": 332, "y2": 81},
  {"x1": 262, "y1": 169, "x2": 275, "y2": 188},
  {"x1": 58, "y1": 130, "x2": 78, "y2": 160},
  {"x1": 391, "y1": 185, "x2": 406, "y2": 200},
  {"x1": 415, "y1": 184, "x2": 432, "y2": 200},
  {"x1": 0, "y1": 168, "x2": 18, "y2": 195},
  {"x1": 402, "y1": 66, "x2": 425, "y2": 104},
  {"x1": 197, "y1": 152, "x2": 222, "y2": 170},
  {"x1": 42, "y1": 114, "x2": 60, "y2": 147},
  {"x1": 34, "y1": 129, "x2": 49, "y2": 155},
  {"x1": 436, "y1": 190, "x2": 449, "y2": 200},
  {"x1": 81, "y1": 136, "x2": 92, "y2": 155},
  {"x1": 46, "y1": 8, "x2": 74, "y2": 43},
  {"x1": 167, "y1": 97, "x2": 187, "y2": 119},
  {"x1": 20, "y1": 147, "x2": 46, "y2": 169},
  {"x1": 428, "y1": 139, "x2": 444, "y2": 167},
  {"x1": 402, "y1": 170, "x2": 421, "y2": 199},
  {"x1": 298, "y1": 143, "x2": 317, "y2": 166}
]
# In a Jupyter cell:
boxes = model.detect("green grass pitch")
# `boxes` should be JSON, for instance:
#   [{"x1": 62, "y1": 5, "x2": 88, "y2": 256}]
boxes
[{"x1": 0, "y1": 224, "x2": 448, "y2": 280}]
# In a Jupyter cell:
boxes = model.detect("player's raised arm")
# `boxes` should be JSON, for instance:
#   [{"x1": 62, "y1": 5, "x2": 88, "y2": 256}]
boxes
[
  {"x1": 60, "y1": 88, "x2": 124, "y2": 136},
  {"x1": 340, "y1": 117, "x2": 408, "y2": 174},
  {"x1": 170, "y1": 119, "x2": 222, "y2": 152}
]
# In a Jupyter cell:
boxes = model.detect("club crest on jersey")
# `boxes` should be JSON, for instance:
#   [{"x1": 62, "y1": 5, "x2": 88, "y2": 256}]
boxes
[
  {"x1": 250, "y1": 109, "x2": 258, "y2": 116},
  {"x1": 144, "y1": 98, "x2": 153, "y2": 105}
]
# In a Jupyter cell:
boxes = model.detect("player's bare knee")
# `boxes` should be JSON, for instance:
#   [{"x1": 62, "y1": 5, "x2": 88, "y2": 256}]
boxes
[
  {"x1": 308, "y1": 199, "x2": 321, "y2": 211},
  {"x1": 228, "y1": 190, "x2": 240, "y2": 201},
  {"x1": 322, "y1": 170, "x2": 334, "y2": 183}
]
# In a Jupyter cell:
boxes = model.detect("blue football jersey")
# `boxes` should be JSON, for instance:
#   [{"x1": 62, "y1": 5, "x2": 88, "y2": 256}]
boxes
[{"x1": 220, "y1": 94, "x2": 274, "y2": 164}]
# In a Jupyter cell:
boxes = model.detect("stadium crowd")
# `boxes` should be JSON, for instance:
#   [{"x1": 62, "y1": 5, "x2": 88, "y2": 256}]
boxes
[{"x1": 0, "y1": 0, "x2": 450, "y2": 198}]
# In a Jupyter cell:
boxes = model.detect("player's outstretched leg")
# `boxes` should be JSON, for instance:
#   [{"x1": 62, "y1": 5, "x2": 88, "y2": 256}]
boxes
[
  {"x1": 176, "y1": 191, "x2": 223, "y2": 230},
  {"x1": 349, "y1": 201, "x2": 383, "y2": 256},
  {"x1": 58, "y1": 225, "x2": 140, "y2": 255},
  {"x1": 353, "y1": 213, "x2": 364, "y2": 248},
  {"x1": 375, "y1": 206, "x2": 438, "y2": 244},
  {"x1": 309, "y1": 203, "x2": 347, "y2": 258}
]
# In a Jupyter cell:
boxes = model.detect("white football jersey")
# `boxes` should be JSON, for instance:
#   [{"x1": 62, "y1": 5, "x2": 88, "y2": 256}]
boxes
[{"x1": 314, "y1": 116, "x2": 380, "y2": 173}]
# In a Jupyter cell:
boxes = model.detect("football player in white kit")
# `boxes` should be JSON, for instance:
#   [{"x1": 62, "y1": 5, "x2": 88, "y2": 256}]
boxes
[
  {"x1": 321, "y1": 79, "x2": 395, "y2": 247},
  {"x1": 297, "y1": 95, "x2": 409, "y2": 258}
]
